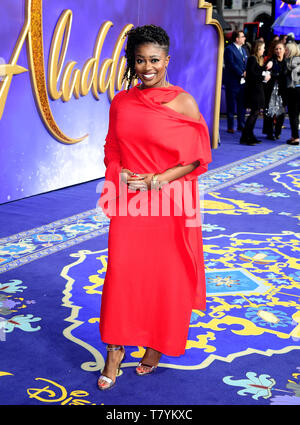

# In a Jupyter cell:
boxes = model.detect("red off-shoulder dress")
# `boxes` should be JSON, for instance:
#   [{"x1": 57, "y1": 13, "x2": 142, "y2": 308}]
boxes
[{"x1": 98, "y1": 85, "x2": 211, "y2": 356}]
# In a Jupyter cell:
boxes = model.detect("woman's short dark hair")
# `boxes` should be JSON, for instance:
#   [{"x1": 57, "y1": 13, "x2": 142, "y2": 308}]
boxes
[{"x1": 122, "y1": 25, "x2": 170, "y2": 89}]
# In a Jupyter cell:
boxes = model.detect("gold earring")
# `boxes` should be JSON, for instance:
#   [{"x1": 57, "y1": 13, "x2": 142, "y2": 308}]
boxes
[{"x1": 164, "y1": 67, "x2": 169, "y2": 87}]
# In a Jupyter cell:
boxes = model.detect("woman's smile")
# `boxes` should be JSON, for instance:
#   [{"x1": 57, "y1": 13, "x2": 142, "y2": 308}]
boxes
[{"x1": 142, "y1": 73, "x2": 156, "y2": 80}]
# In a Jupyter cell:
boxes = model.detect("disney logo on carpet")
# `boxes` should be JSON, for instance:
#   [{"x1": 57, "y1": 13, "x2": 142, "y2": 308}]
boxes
[{"x1": 27, "y1": 377, "x2": 97, "y2": 405}]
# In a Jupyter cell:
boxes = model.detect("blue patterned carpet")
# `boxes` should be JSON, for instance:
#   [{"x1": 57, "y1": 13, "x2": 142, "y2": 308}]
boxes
[{"x1": 0, "y1": 118, "x2": 299, "y2": 405}]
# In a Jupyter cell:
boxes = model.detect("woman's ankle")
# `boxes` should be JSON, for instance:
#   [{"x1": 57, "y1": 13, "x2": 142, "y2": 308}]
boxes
[{"x1": 142, "y1": 347, "x2": 161, "y2": 363}]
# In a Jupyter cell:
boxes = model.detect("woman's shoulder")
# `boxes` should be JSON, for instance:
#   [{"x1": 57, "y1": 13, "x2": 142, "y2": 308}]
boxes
[
  {"x1": 169, "y1": 89, "x2": 201, "y2": 120},
  {"x1": 291, "y1": 55, "x2": 300, "y2": 66},
  {"x1": 247, "y1": 55, "x2": 258, "y2": 66},
  {"x1": 248, "y1": 55, "x2": 257, "y2": 63},
  {"x1": 249, "y1": 55, "x2": 265, "y2": 69},
  {"x1": 175, "y1": 90, "x2": 197, "y2": 106},
  {"x1": 247, "y1": 56, "x2": 260, "y2": 70},
  {"x1": 110, "y1": 89, "x2": 132, "y2": 110},
  {"x1": 111, "y1": 89, "x2": 128, "y2": 102}
]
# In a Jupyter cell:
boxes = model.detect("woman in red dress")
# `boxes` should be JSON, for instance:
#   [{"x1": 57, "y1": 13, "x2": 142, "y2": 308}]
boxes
[{"x1": 97, "y1": 25, "x2": 212, "y2": 390}]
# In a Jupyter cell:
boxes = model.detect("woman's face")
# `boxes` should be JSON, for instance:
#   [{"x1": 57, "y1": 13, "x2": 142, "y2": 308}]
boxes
[
  {"x1": 274, "y1": 43, "x2": 285, "y2": 58},
  {"x1": 284, "y1": 47, "x2": 290, "y2": 58},
  {"x1": 134, "y1": 43, "x2": 170, "y2": 89},
  {"x1": 258, "y1": 44, "x2": 265, "y2": 57}
]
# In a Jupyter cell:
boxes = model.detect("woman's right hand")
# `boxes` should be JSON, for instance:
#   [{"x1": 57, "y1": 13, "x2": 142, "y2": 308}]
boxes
[
  {"x1": 120, "y1": 168, "x2": 134, "y2": 183},
  {"x1": 121, "y1": 168, "x2": 146, "y2": 190},
  {"x1": 266, "y1": 61, "x2": 273, "y2": 70}
]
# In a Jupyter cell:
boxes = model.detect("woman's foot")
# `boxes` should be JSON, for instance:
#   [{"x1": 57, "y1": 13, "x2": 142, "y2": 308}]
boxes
[
  {"x1": 136, "y1": 347, "x2": 162, "y2": 375},
  {"x1": 239, "y1": 138, "x2": 257, "y2": 146},
  {"x1": 266, "y1": 134, "x2": 276, "y2": 141},
  {"x1": 98, "y1": 345, "x2": 125, "y2": 390},
  {"x1": 286, "y1": 138, "x2": 299, "y2": 145},
  {"x1": 251, "y1": 137, "x2": 262, "y2": 144}
]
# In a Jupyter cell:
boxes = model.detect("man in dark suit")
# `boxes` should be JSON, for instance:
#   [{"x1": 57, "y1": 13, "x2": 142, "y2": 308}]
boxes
[{"x1": 223, "y1": 31, "x2": 248, "y2": 133}]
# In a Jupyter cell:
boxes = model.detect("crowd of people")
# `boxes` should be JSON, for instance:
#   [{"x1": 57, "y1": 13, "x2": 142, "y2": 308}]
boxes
[{"x1": 223, "y1": 31, "x2": 300, "y2": 146}]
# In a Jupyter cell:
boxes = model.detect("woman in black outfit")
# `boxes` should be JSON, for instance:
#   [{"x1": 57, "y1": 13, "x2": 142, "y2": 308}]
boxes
[
  {"x1": 240, "y1": 40, "x2": 271, "y2": 146},
  {"x1": 284, "y1": 42, "x2": 300, "y2": 145},
  {"x1": 263, "y1": 41, "x2": 287, "y2": 140}
]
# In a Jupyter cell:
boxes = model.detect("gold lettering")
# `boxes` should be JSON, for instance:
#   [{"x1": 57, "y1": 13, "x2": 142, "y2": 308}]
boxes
[
  {"x1": 27, "y1": 378, "x2": 67, "y2": 402},
  {"x1": 92, "y1": 21, "x2": 114, "y2": 100},
  {"x1": 80, "y1": 58, "x2": 96, "y2": 96},
  {"x1": 60, "y1": 61, "x2": 81, "y2": 102},
  {"x1": 27, "y1": 378, "x2": 96, "y2": 405},
  {"x1": 27, "y1": 0, "x2": 87, "y2": 143},
  {"x1": 48, "y1": 14, "x2": 133, "y2": 101},
  {"x1": 107, "y1": 23, "x2": 133, "y2": 101},
  {"x1": 0, "y1": 5, "x2": 30, "y2": 120},
  {"x1": 97, "y1": 23, "x2": 134, "y2": 96},
  {"x1": 47, "y1": 9, "x2": 73, "y2": 100},
  {"x1": 98, "y1": 58, "x2": 113, "y2": 93},
  {"x1": 0, "y1": 0, "x2": 133, "y2": 144},
  {"x1": 116, "y1": 56, "x2": 127, "y2": 92}
]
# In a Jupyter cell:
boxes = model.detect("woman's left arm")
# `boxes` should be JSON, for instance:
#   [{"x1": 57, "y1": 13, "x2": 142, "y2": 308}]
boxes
[
  {"x1": 131, "y1": 160, "x2": 200, "y2": 191},
  {"x1": 157, "y1": 161, "x2": 200, "y2": 186}
]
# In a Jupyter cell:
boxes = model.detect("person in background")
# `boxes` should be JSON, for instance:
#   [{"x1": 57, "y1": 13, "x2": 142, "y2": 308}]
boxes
[
  {"x1": 243, "y1": 41, "x2": 252, "y2": 57},
  {"x1": 240, "y1": 40, "x2": 271, "y2": 145},
  {"x1": 279, "y1": 34, "x2": 288, "y2": 45},
  {"x1": 284, "y1": 42, "x2": 300, "y2": 145},
  {"x1": 264, "y1": 38, "x2": 279, "y2": 64},
  {"x1": 223, "y1": 31, "x2": 248, "y2": 134},
  {"x1": 286, "y1": 33, "x2": 295, "y2": 44},
  {"x1": 263, "y1": 41, "x2": 287, "y2": 140},
  {"x1": 262, "y1": 37, "x2": 280, "y2": 135}
]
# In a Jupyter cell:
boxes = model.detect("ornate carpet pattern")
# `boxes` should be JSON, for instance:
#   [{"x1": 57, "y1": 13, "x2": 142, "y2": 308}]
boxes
[
  {"x1": 0, "y1": 142, "x2": 300, "y2": 405},
  {"x1": 0, "y1": 145, "x2": 298, "y2": 274}
]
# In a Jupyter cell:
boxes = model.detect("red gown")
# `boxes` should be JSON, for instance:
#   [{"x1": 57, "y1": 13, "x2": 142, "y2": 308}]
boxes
[{"x1": 98, "y1": 85, "x2": 211, "y2": 356}]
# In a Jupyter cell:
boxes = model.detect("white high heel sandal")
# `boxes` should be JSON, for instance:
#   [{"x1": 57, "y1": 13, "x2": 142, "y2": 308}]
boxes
[{"x1": 97, "y1": 345, "x2": 125, "y2": 390}]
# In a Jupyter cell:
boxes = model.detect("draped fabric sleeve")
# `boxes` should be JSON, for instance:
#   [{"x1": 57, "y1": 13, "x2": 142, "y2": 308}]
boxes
[
  {"x1": 98, "y1": 95, "x2": 124, "y2": 215},
  {"x1": 177, "y1": 112, "x2": 211, "y2": 181},
  {"x1": 133, "y1": 86, "x2": 212, "y2": 182},
  {"x1": 156, "y1": 109, "x2": 211, "y2": 182}
]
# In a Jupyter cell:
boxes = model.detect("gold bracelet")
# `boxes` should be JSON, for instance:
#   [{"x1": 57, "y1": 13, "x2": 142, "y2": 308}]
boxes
[{"x1": 151, "y1": 174, "x2": 161, "y2": 190}]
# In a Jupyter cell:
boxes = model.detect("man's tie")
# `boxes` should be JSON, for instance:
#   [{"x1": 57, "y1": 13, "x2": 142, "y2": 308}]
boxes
[{"x1": 240, "y1": 47, "x2": 246, "y2": 64}]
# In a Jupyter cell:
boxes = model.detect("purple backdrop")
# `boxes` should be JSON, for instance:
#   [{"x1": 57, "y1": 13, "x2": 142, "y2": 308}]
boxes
[{"x1": 0, "y1": 0, "x2": 219, "y2": 204}]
